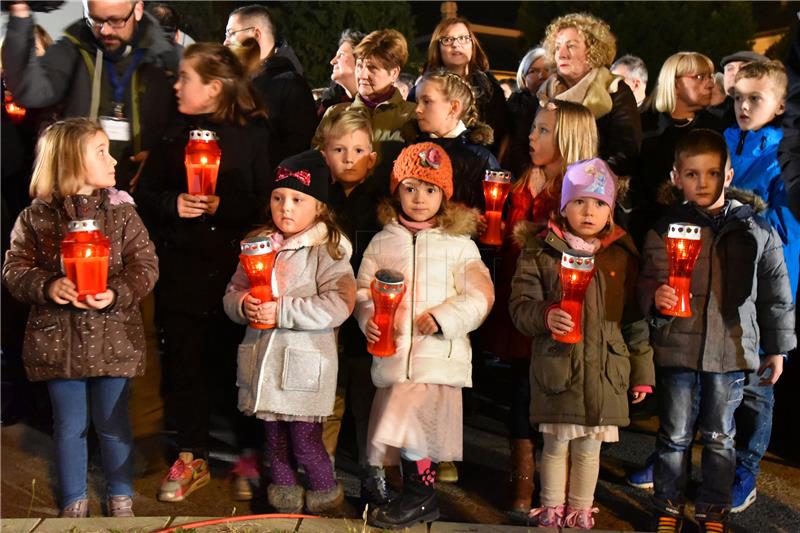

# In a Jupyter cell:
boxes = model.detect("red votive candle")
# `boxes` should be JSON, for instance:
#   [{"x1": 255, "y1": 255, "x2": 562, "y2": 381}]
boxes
[
  {"x1": 240, "y1": 236, "x2": 277, "y2": 330},
  {"x1": 480, "y1": 170, "x2": 512, "y2": 246},
  {"x1": 185, "y1": 129, "x2": 221, "y2": 195},
  {"x1": 368, "y1": 269, "x2": 406, "y2": 357},
  {"x1": 552, "y1": 250, "x2": 595, "y2": 344},
  {"x1": 61, "y1": 219, "x2": 110, "y2": 301},
  {"x1": 663, "y1": 223, "x2": 702, "y2": 317}
]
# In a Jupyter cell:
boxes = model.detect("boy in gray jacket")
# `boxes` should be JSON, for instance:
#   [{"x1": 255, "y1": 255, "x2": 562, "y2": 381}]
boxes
[{"x1": 638, "y1": 129, "x2": 795, "y2": 533}]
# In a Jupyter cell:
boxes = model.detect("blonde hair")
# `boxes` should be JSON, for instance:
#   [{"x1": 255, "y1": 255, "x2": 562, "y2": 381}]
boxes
[
  {"x1": 313, "y1": 108, "x2": 374, "y2": 150},
  {"x1": 228, "y1": 37, "x2": 263, "y2": 78},
  {"x1": 653, "y1": 51, "x2": 714, "y2": 114},
  {"x1": 542, "y1": 13, "x2": 616, "y2": 70},
  {"x1": 29, "y1": 118, "x2": 105, "y2": 200},
  {"x1": 419, "y1": 69, "x2": 494, "y2": 145},
  {"x1": 254, "y1": 202, "x2": 346, "y2": 260},
  {"x1": 735, "y1": 60, "x2": 788, "y2": 100}
]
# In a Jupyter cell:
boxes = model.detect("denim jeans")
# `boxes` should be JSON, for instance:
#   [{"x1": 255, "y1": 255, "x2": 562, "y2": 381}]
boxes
[
  {"x1": 47, "y1": 377, "x2": 133, "y2": 507},
  {"x1": 734, "y1": 366, "x2": 775, "y2": 476},
  {"x1": 653, "y1": 368, "x2": 745, "y2": 514}
]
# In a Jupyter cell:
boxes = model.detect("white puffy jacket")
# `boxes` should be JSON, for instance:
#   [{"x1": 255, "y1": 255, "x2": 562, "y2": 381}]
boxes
[{"x1": 355, "y1": 202, "x2": 495, "y2": 388}]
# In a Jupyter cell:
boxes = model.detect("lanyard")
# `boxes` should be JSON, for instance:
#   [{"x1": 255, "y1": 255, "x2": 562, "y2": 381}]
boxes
[{"x1": 104, "y1": 49, "x2": 146, "y2": 109}]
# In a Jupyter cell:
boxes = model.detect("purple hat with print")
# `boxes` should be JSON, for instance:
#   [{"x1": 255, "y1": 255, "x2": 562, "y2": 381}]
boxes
[{"x1": 560, "y1": 158, "x2": 617, "y2": 212}]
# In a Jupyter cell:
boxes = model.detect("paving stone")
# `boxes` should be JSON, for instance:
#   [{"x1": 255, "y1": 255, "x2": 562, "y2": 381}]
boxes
[
  {"x1": 32, "y1": 517, "x2": 169, "y2": 532},
  {"x1": 430, "y1": 521, "x2": 536, "y2": 532},
  {"x1": 0, "y1": 518, "x2": 42, "y2": 533},
  {"x1": 296, "y1": 517, "x2": 427, "y2": 533},
  {"x1": 168, "y1": 515, "x2": 300, "y2": 532}
]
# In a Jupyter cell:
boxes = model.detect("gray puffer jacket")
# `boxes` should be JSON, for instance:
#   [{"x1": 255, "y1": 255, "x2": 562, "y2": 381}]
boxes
[
  {"x1": 223, "y1": 223, "x2": 356, "y2": 417},
  {"x1": 638, "y1": 197, "x2": 796, "y2": 372}
]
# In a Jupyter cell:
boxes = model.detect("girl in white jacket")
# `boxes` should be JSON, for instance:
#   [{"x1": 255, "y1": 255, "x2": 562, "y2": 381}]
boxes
[{"x1": 355, "y1": 142, "x2": 494, "y2": 529}]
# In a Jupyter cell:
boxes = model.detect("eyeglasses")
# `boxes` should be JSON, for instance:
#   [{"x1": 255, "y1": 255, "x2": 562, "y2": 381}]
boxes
[
  {"x1": 224, "y1": 26, "x2": 256, "y2": 40},
  {"x1": 439, "y1": 35, "x2": 472, "y2": 47},
  {"x1": 680, "y1": 73, "x2": 714, "y2": 82},
  {"x1": 85, "y1": 4, "x2": 136, "y2": 31}
]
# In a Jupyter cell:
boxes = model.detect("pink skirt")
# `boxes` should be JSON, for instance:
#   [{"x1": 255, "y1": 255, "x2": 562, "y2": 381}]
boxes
[{"x1": 367, "y1": 382, "x2": 463, "y2": 465}]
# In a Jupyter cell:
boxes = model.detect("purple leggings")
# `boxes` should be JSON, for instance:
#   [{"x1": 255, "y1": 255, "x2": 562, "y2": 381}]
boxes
[{"x1": 265, "y1": 421, "x2": 336, "y2": 491}]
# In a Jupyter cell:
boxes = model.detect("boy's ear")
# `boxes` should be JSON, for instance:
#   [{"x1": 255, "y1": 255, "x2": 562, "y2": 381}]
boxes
[
  {"x1": 367, "y1": 150, "x2": 378, "y2": 170},
  {"x1": 776, "y1": 98, "x2": 786, "y2": 117},
  {"x1": 670, "y1": 168, "x2": 679, "y2": 186},
  {"x1": 725, "y1": 166, "x2": 735, "y2": 188}
]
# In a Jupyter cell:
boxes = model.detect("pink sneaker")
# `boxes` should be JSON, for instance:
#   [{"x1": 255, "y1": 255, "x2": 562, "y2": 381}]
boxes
[
  {"x1": 230, "y1": 454, "x2": 261, "y2": 501},
  {"x1": 564, "y1": 506, "x2": 599, "y2": 529},
  {"x1": 529, "y1": 504, "x2": 565, "y2": 528}
]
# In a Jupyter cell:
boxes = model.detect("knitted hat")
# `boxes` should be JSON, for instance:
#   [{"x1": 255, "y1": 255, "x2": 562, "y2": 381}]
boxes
[
  {"x1": 390, "y1": 142, "x2": 454, "y2": 199},
  {"x1": 720, "y1": 51, "x2": 768, "y2": 68},
  {"x1": 560, "y1": 158, "x2": 617, "y2": 212},
  {"x1": 273, "y1": 149, "x2": 330, "y2": 203}
]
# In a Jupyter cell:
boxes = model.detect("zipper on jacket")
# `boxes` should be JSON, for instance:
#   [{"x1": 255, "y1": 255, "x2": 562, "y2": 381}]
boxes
[
  {"x1": 406, "y1": 233, "x2": 417, "y2": 379},
  {"x1": 736, "y1": 130, "x2": 747, "y2": 156}
]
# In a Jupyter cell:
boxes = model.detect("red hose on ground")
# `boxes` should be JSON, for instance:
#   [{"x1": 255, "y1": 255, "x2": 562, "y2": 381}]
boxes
[{"x1": 154, "y1": 513, "x2": 320, "y2": 533}]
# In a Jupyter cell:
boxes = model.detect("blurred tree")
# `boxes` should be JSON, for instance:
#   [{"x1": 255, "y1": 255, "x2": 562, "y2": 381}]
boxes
[{"x1": 517, "y1": 2, "x2": 756, "y2": 92}]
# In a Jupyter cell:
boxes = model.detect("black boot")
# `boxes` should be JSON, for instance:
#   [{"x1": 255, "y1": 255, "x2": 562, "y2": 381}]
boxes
[
  {"x1": 360, "y1": 466, "x2": 390, "y2": 508},
  {"x1": 368, "y1": 458, "x2": 440, "y2": 529}
]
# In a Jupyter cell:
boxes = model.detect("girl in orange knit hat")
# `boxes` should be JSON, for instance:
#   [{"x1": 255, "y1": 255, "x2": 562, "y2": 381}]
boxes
[{"x1": 354, "y1": 142, "x2": 495, "y2": 529}]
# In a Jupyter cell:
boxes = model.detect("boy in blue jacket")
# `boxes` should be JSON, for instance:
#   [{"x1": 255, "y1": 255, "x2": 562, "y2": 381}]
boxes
[{"x1": 723, "y1": 60, "x2": 800, "y2": 512}]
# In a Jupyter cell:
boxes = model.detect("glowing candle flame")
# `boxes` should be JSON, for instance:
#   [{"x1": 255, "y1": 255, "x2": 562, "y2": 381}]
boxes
[{"x1": 200, "y1": 155, "x2": 208, "y2": 165}]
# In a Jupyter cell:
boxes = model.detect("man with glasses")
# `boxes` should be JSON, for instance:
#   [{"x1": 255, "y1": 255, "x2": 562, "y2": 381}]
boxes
[
  {"x1": 3, "y1": 0, "x2": 177, "y2": 191},
  {"x1": 224, "y1": 4, "x2": 316, "y2": 165}
]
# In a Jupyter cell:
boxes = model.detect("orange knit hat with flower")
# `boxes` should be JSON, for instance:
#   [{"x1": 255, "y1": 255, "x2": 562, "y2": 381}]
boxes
[{"x1": 390, "y1": 142, "x2": 454, "y2": 199}]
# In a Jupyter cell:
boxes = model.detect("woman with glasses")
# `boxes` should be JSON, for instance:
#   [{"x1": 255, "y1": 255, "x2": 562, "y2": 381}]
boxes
[
  {"x1": 539, "y1": 13, "x2": 641, "y2": 181},
  {"x1": 504, "y1": 47, "x2": 551, "y2": 179},
  {"x1": 410, "y1": 17, "x2": 511, "y2": 157},
  {"x1": 631, "y1": 52, "x2": 724, "y2": 243}
]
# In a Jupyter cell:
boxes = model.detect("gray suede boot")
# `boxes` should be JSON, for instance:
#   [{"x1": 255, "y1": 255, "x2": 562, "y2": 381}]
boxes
[
  {"x1": 267, "y1": 484, "x2": 304, "y2": 513},
  {"x1": 306, "y1": 482, "x2": 345, "y2": 514}
]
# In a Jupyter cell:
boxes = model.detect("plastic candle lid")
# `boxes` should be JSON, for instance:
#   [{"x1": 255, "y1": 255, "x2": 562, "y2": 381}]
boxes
[
  {"x1": 667, "y1": 223, "x2": 702, "y2": 240},
  {"x1": 375, "y1": 269, "x2": 404, "y2": 285},
  {"x1": 189, "y1": 129, "x2": 219, "y2": 142},
  {"x1": 67, "y1": 219, "x2": 101, "y2": 232},
  {"x1": 561, "y1": 249, "x2": 594, "y2": 271},
  {"x1": 240, "y1": 236, "x2": 274, "y2": 255}
]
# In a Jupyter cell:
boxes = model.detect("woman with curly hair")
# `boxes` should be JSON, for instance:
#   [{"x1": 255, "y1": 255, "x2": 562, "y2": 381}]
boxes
[
  {"x1": 540, "y1": 13, "x2": 641, "y2": 180},
  {"x1": 410, "y1": 17, "x2": 511, "y2": 157}
]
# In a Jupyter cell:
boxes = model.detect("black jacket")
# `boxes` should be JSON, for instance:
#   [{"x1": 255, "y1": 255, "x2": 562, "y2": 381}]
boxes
[
  {"x1": 596, "y1": 81, "x2": 642, "y2": 178},
  {"x1": 134, "y1": 115, "x2": 273, "y2": 314},
  {"x1": 780, "y1": 27, "x2": 800, "y2": 220},
  {"x1": 253, "y1": 52, "x2": 316, "y2": 165},
  {"x1": 504, "y1": 89, "x2": 539, "y2": 179},
  {"x1": 2, "y1": 13, "x2": 178, "y2": 191}
]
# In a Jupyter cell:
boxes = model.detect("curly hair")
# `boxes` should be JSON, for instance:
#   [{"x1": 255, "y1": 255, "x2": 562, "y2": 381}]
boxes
[{"x1": 542, "y1": 13, "x2": 616, "y2": 70}]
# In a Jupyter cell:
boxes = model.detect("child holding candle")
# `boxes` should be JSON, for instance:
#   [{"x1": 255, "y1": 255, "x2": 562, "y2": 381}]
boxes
[
  {"x1": 508, "y1": 157, "x2": 654, "y2": 529},
  {"x1": 2, "y1": 118, "x2": 159, "y2": 517},
  {"x1": 414, "y1": 69, "x2": 500, "y2": 210},
  {"x1": 484, "y1": 99, "x2": 599, "y2": 512},
  {"x1": 223, "y1": 149, "x2": 356, "y2": 515},
  {"x1": 355, "y1": 142, "x2": 495, "y2": 529},
  {"x1": 133, "y1": 42, "x2": 273, "y2": 502},
  {"x1": 639, "y1": 129, "x2": 795, "y2": 533}
]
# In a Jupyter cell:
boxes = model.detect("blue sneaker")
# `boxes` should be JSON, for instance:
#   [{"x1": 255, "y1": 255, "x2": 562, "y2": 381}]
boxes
[
  {"x1": 731, "y1": 466, "x2": 757, "y2": 513},
  {"x1": 627, "y1": 453, "x2": 656, "y2": 489}
]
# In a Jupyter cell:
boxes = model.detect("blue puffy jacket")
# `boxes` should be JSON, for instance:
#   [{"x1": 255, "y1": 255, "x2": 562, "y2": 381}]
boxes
[{"x1": 725, "y1": 124, "x2": 800, "y2": 301}]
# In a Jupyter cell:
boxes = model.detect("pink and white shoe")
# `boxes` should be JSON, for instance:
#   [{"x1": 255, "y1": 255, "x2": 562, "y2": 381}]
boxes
[
  {"x1": 564, "y1": 506, "x2": 599, "y2": 529},
  {"x1": 529, "y1": 504, "x2": 565, "y2": 528}
]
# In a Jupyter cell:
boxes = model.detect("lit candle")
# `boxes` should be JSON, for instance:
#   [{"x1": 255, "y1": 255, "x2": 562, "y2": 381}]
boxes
[
  {"x1": 185, "y1": 129, "x2": 221, "y2": 195},
  {"x1": 552, "y1": 250, "x2": 595, "y2": 344},
  {"x1": 4, "y1": 99, "x2": 26, "y2": 124},
  {"x1": 663, "y1": 223, "x2": 702, "y2": 317},
  {"x1": 479, "y1": 170, "x2": 512, "y2": 246},
  {"x1": 61, "y1": 219, "x2": 110, "y2": 301},
  {"x1": 240, "y1": 236, "x2": 277, "y2": 330},
  {"x1": 368, "y1": 269, "x2": 406, "y2": 357}
]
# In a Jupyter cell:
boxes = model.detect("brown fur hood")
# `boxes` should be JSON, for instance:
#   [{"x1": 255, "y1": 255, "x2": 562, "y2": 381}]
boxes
[
  {"x1": 377, "y1": 198, "x2": 481, "y2": 237},
  {"x1": 512, "y1": 219, "x2": 638, "y2": 258},
  {"x1": 657, "y1": 183, "x2": 768, "y2": 213}
]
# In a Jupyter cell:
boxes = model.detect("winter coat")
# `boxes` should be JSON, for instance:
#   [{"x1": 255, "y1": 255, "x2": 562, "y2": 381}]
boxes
[
  {"x1": 252, "y1": 53, "x2": 317, "y2": 165},
  {"x1": 223, "y1": 223, "x2": 356, "y2": 417},
  {"x1": 2, "y1": 190, "x2": 159, "y2": 381},
  {"x1": 355, "y1": 202, "x2": 495, "y2": 389},
  {"x1": 134, "y1": 115, "x2": 272, "y2": 315},
  {"x1": 638, "y1": 199, "x2": 796, "y2": 373},
  {"x1": 504, "y1": 89, "x2": 539, "y2": 179},
  {"x1": 540, "y1": 67, "x2": 642, "y2": 178},
  {"x1": 508, "y1": 222, "x2": 654, "y2": 427},
  {"x1": 420, "y1": 129, "x2": 501, "y2": 210},
  {"x1": 725, "y1": 123, "x2": 800, "y2": 298},
  {"x1": 779, "y1": 27, "x2": 800, "y2": 220},
  {"x1": 1, "y1": 13, "x2": 177, "y2": 191}
]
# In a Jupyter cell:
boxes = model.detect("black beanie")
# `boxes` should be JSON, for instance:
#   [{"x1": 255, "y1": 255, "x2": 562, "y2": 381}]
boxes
[{"x1": 272, "y1": 149, "x2": 330, "y2": 203}]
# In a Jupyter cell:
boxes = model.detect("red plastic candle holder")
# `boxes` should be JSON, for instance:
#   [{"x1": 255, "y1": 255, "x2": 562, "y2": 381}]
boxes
[
  {"x1": 552, "y1": 250, "x2": 595, "y2": 344},
  {"x1": 61, "y1": 219, "x2": 110, "y2": 301},
  {"x1": 479, "y1": 170, "x2": 512, "y2": 246},
  {"x1": 240, "y1": 236, "x2": 277, "y2": 330},
  {"x1": 4, "y1": 93, "x2": 26, "y2": 124},
  {"x1": 663, "y1": 223, "x2": 702, "y2": 317},
  {"x1": 185, "y1": 129, "x2": 221, "y2": 195},
  {"x1": 368, "y1": 269, "x2": 406, "y2": 357}
]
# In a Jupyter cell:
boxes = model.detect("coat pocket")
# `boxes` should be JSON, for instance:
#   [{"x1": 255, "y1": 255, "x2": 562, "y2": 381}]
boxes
[
  {"x1": 531, "y1": 340, "x2": 574, "y2": 395},
  {"x1": 237, "y1": 344, "x2": 257, "y2": 388},
  {"x1": 102, "y1": 315, "x2": 144, "y2": 365},
  {"x1": 24, "y1": 316, "x2": 63, "y2": 366},
  {"x1": 605, "y1": 340, "x2": 631, "y2": 394},
  {"x1": 281, "y1": 347, "x2": 322, "y2": 392}
]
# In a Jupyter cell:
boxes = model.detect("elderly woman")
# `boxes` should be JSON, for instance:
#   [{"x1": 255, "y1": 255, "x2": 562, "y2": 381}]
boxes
[
  {"x1": 540, "y1": 13, "x2": 641, "y2": 178},
  {"x1": 321, "y1": 29, "x2": 417, "y2": 182},
  {"x1": 504, "y1": 47, "x2": 551, "y2": 178},
  {"x1": 410, "y1": 17, "x2": 511, "y2": 155},
  {"x1": 317, "y1": 29, "x2": 365, "y2": 117},
  {"x1": 634, "y1": 52, "x2": 724, "y2": 234}
]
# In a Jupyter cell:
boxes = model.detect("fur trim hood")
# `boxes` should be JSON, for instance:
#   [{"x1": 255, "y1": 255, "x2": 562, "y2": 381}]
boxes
[
  {"x1": 377, "y1": 199, "x2": 481, "y2": 237},
  {"x1": 512, "y1": 219, "x2": 636, "y2": 257},
  {"x1": 657, "y1": 183, "x2": 768, "y2": 213}
]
